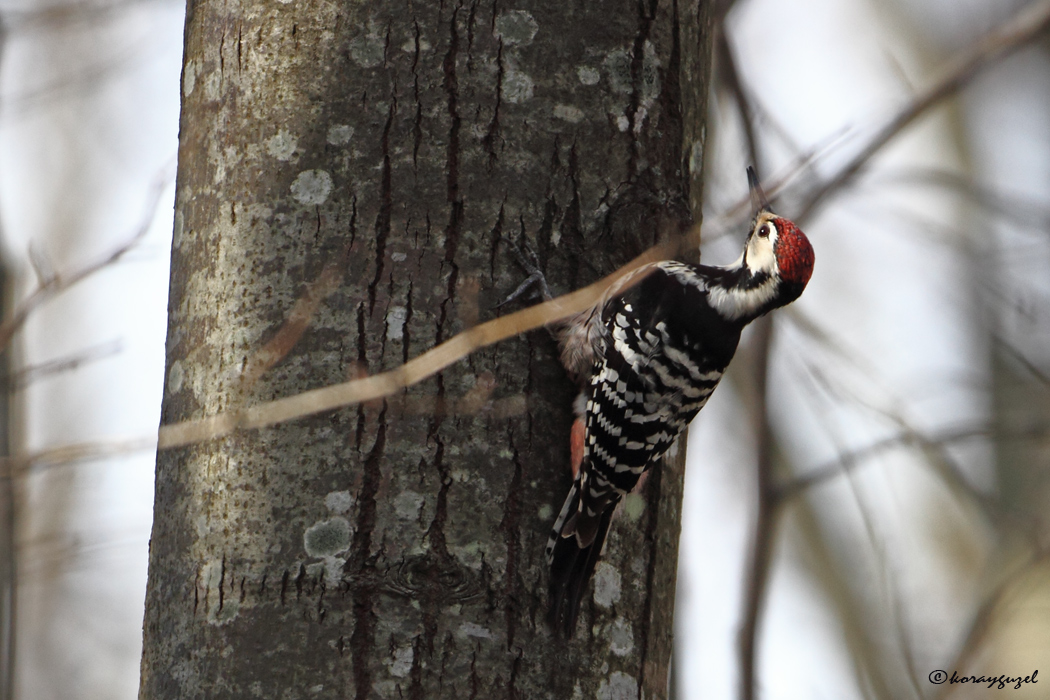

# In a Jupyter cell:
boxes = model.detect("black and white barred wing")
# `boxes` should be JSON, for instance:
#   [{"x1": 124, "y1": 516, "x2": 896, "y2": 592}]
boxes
[{"x1": 546, "y1": 263, "x2": 729, "y2": 634}]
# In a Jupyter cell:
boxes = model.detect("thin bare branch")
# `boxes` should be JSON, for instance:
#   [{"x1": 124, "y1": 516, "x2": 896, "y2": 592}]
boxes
[
  {"x1": 0, "y1": 159, "x2": 175, "y2": 352},
  {"x1": 795, "y1": 0, "x2": 1050, "y2": 222},
  {"x1": 1, "y1": 340, "x2": 122, "y2": 391},
  {"x1": 737, "y1": 316, "x2": 778, "y2": 700},
  {"x1": 776, "y1": 422, "x2": 1050, "y2": 500},
  {"x1": 0, "y1": 437, "x2": 157, "y2": 482}
]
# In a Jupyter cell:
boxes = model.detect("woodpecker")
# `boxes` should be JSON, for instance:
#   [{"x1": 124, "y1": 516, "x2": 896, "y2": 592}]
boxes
[{"x1": 544, "y1": 168, "x2": 814, "y2": 636}]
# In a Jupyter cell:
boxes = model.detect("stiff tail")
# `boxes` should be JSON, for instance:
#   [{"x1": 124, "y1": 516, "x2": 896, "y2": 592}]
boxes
[{"x1": 546, "y1": 479, "x2": 618, "y2": 637}]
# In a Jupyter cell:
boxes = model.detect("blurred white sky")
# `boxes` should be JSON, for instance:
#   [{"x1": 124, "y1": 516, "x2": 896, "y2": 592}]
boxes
[
  {"x1": 0, "y1": 1, "x2": 181, "y2": 697},
  {"x1": 0, "y1": 0, "x2": 1047, "y2": 698},
  {"x1": 678, "y1": 0, "x2": 1049, "y2": 698}
]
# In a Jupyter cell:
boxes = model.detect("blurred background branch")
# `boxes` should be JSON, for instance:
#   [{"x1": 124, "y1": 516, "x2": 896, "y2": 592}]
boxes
[{"x1": 2, "y1": 0, "x2": 1050, "y2": 696}]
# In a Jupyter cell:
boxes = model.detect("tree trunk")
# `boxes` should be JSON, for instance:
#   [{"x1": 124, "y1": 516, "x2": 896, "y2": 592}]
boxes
[{"x1": 140, "y1": 1, "x2": 713, "y2": 698}]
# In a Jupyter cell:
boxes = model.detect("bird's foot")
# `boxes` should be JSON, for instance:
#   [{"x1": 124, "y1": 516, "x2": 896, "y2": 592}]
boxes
[{"x1": 495, "y1": 237, "x2": 554, "y2": 309}]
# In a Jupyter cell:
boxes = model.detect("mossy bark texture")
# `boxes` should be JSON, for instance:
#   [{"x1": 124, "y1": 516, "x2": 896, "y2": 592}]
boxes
[{"x1": 141, "y1": 1, "x2": 712, "y2": 698}]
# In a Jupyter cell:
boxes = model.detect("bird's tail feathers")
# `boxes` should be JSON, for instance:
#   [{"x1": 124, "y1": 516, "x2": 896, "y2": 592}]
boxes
[{"x1": 546, "y1": 478, "x2": 618, "y2": 637}]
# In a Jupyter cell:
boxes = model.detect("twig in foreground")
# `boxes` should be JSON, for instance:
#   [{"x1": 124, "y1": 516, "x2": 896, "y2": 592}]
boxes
[{"x1": 156, "y1": 237, "x2": 682, "y2": 449}]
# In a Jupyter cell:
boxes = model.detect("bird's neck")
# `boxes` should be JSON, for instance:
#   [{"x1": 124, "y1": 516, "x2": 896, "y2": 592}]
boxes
[{"x1": 702, "y1": 258, "x2": 780, "y2": 324}]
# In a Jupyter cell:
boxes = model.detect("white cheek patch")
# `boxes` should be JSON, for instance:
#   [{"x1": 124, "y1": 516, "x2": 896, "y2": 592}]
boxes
[{"x1": 745, "y1": 222, "x2": 779, "y2": 276}]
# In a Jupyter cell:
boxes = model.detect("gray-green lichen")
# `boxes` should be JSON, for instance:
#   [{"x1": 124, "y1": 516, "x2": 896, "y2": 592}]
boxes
[{"x1": 303, "y1": 517, "x2": 352, "y2": 557}]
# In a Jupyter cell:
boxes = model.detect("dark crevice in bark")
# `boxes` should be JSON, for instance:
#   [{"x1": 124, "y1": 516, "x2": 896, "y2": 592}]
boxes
[
  {"x1": 368, "y1": 101, "x2": 397, "y2": 315},
  {"x1": 382, "y1": 23, "x2": 392, "y2": 67},
  {"x1": 468, "y1": 650, "x2": 480, "y2": 700},
  {"x1": 443, "y1": 5, "x2": 462, "y2": 205},
  {"x1": 380, "y1": 274, "x2": 397, "y2": 360},
  {"x1": 193, "y1": 566, "x2": 200, "y2": 615},
  {"x1": 660, "y1": 0, "x2": 688, "y2": 205},
  {"x1": 437, "y1": 202, "x2": 463, "y2": 344},
  {"x1": 294, "y1": 563, "x2": 305, "y2": 601},
  {"x1": 316, "y1": 579, "x2": 327, "y2": 624},
  {"x1": 421, "y1": 429, "x2": 454, "y2": 657},
  {"x1": 637, "y1": 458, "x2": 666, "y2": 693},
  {"x1": 535, "y1": 192, "x2": 557, "y2": 271},
  {"x1": 348, "y1": 408, "x2": 387, "y2": 700},
  {"x1": 465, "y1": 0, "x2": 478, "y2": 71},
  {"x1": 506, "y1": 648, "x2": 523, "y2": 700},
  {"x1": 564, "y1": 142, "x2": 584, "y2": 286},
  {"x1": 219, "y1": 26, "x2": 227, "y2": 80},
  {"x1": 438, "y1": 2, "x2": 464, "y2": 344},
  {"x1": 498, "y1": 433, "x2": 524, "y2": 650},
  {"x1": 408, "y1": 633, "x2": 425, "y2": 700},
  {"x1": 403, "y1": 280, "x2": 414, "y2": 364},
  {"x1": 483, "y1": 38, "x2": 503, "y2": 166},
  {"x1": 626, "y1": 0, "x2": 657, "y2": 174},
  {"x1": 346, "y1": 194, "x2": 358, "y2": 252},
  {"x1": 354, "y1": 302, "x2": 368, "y2": 451},
  {"x1": 487, "y1": 201, "x2": 505, "y2": 285},
  {"x1": 279, "y1": 569, "x2": 289, "y2": 606},
  {"x1": 438, "y1": 631, "x2": 456, "y2": 694},
  {"x1": 217, "y1": 554, "x2": 226, "y2": 614},
  {"x1": 411, "y1": 20, "x2": 423, "y2": 169}
]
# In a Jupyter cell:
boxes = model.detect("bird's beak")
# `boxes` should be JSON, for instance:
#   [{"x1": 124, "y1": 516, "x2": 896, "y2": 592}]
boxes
[{"x1": 747, "y1": 166, "x2": 772, "y2": 216}]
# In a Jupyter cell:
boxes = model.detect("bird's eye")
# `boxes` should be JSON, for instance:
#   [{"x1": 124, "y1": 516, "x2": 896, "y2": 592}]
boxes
[{"x1": 757, "y1": 224, "x2": 770, "y2": 238}]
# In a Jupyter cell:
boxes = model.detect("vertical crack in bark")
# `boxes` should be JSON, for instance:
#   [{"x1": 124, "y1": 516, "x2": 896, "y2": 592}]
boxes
[
  {"x1": 411, "y1": 20, "x2": 424, "y2": 169},
  {"x1": 636, "y1": 457, "x2": 665, "y2": 694},
  {"x1": 506, "y1": 647, "x2": 523, "y2": 700},
  {"x1": 355, "y1": 302, "x2": 368, "y2": 451},
  {"x1": 439, "y1": 3, "x2": 464, "y2": 344},
  {"x1": 295, "y1": 563, "x2": 305, "y2": 601},
  {"x1": 498, "y1": 434, "x2": 525, "y2": 650},
  {"x1": 487, "y1": 201, "x2": 505, "y2": 285},
  {"x1": 368, "y1": 101, "x2": 397, "y2": 314},
  {"x1": 661, "y1": 0, "x2": 688, "y2": 211},
  {"x1": 346, "y1": 194, "x2": 358, "y2": 250},
  {"x1": 465, "y1": 0, "x2": 478, "y2": 70},
  {"x1": 349, "y1": 408, "x2": 388, "y2": 700},
  {"x1": 483, "y1": 38, "x2": 503, "y2": 166},
  {"x1": 438, "y1": 632, "x2": 456, "y2": 694},
  {"x1": 564, "y1": 142, "x2": 584, "y2": 286},
  {"x1": 219, "y1": 26, "x2": 227, "y2": 81},
  {"x1": 468, "y1": 650, "x2": 481, "y2": 700},
  {"x1": 626, "y1": 0, "x2": 657, "y2": 174},
  {"x1": 316, "y1": 578, "x2": 327, "y2": 624},
  {"x1": 193, "y1": 565, "x2": 201, "y2": 615},
  {"x1": 408, "y1": 633, "x2": 425, "y2": 700},
  {"x1": 403, "y1": 280, "x2": 414, "y2": 365},
  {"x1": 421, "y1": 429, "x2": 453, "y2": 659},
  {"x1": 443, "y1": 5, "x2": 463, "y2": 205},
  {"x1": 217, "y1": 554, "x2": 226, "y2": 614}
]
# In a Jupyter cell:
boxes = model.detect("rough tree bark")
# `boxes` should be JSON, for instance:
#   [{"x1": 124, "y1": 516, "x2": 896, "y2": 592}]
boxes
[{"x1": 140, "y1": 1, "x2": 713, "y2": 698}]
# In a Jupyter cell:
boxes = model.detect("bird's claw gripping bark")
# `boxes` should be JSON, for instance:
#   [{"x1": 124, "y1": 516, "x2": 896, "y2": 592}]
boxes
[{"x1": 495, "y1": 237, "x2": 554, "y2": 309}]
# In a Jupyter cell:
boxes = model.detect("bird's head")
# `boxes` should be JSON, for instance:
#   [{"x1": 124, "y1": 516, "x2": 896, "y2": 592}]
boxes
[
  {"x1": 706, "y1": 169, "x2": 815, "y2": 322},
  {"x1": 743, "y1": 211, "x2": 814, "y2": 302},
  {"x1": 742, "y1": 166, "x2": 814, "y2": 304}
]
